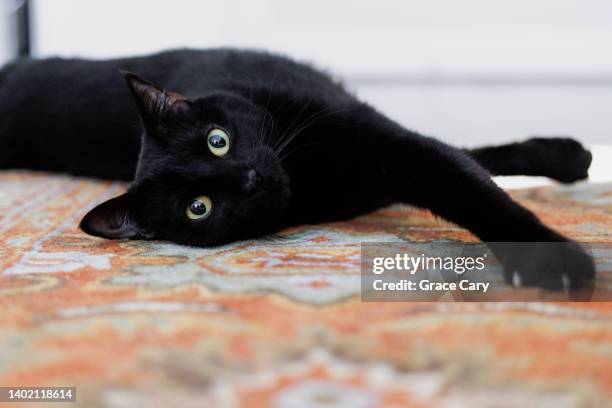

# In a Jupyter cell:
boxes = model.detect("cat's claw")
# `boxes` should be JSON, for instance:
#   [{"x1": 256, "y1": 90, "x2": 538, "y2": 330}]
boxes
[
  {"x1": 561, "y1": 273, "x2": 571, "y2": 291},
  {"x1": 512, "y1": 271, "x2": 522, "y2": 288}
]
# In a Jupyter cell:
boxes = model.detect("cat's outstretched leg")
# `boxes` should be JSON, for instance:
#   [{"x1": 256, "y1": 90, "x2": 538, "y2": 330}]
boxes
[
  {"x1": 465, "y1": 137, "x2": 592, "y2": 183},
  {"x1": 362, "y1": 113, "x2": 595, "y2": 290}
]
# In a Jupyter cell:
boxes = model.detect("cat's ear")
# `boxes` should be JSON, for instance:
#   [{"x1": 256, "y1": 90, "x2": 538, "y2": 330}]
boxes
[
  {"x1": 80, "y1": 193, "x2": 145, "y2": 239},
  {"x1": 120, "y1": 70, "x2": 190, "y2": 121}
]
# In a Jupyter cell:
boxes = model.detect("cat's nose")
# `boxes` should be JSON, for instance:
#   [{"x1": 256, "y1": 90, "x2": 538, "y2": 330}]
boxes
[{"x1": 243, "y1": 168, "x2": 263, "y2": 194}]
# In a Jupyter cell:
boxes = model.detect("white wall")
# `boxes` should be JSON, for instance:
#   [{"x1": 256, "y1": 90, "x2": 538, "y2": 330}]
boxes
[
  {"x1": 26, "y1": 0, "x2": 612, "y2": 149},
  {"x1": 31, "y1": 0, "x2": 612, "y2": 80},
  {"x1": 0, "y1": 0, "x2": 17, "y2": 65},
  {"x1": 20, "y1": 0, "x2": 612, "y2": 181}
]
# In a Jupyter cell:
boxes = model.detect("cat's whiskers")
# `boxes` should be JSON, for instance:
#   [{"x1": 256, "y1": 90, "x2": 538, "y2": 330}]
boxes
[
  {"x1": 265, "y1": 99, "x2": 296, "y2": 149},
  {"x1": 256, "y1": 107, "x2": 269, "y2": 147},
  {"x1": 271, "y1": 98, "x2": 313, "y2": 153},
  {"x1": 274, "y1": 107, "x2": 326, "y2": 154},
  {"x1": 254, "y1": 79, "x2": 285, "y2": 149},
  {"x1": 274, "y1": 106, "x2": 345, "y2": 159},
  {"x1": 262, "y1": 108, "x2": 277, "y2": 148},
  {"x1": 279, "y1": 140, "x2": 328, "y2": 163},
  {"x1": 261, "y1": 71, "x2": 279, "y2": 148}
]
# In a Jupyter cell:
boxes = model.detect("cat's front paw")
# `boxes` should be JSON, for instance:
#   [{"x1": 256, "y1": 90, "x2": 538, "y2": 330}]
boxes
[
  {"x1": 525, "y1": 137, "x2": 592, "y2": 183},
  {"x1": 495, "y1": 242, "x2": 595, "y2": 291}
]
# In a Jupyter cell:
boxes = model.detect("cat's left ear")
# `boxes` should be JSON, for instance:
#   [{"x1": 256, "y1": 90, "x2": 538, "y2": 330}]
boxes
[
  {"x1": 80, "y1": 193, "x2": 146, "y2": 239},
  {"x1": 120, "y1": 70, "x2": 190, "y2": 121}
]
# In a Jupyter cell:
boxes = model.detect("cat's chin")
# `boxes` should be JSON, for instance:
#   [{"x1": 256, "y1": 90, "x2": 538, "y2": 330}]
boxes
[{"x1": 168, "y1": 224, "x2": 282, "y2": 248}]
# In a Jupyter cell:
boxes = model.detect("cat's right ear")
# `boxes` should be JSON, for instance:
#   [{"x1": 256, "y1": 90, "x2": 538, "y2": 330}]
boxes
[
  {"x1": 80, "y1": 193, "x2": 145, "y2": 240},
  {"x1": 120, "y1": 70, "x2": 190, "y2": 122}
]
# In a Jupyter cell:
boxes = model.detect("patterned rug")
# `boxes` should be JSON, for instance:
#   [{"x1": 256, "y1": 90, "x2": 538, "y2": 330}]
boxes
[{"x1": 0, "y1": 170, "x2": 610, "y2": 408}]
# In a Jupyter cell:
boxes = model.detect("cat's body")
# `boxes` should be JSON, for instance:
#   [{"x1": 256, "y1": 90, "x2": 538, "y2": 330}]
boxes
[{"x1": 0, "y1": 49, "x2": 595, "y2": 290}]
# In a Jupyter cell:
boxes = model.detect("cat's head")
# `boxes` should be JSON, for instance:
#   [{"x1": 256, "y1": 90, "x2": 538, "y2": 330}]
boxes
[{"x1": 80, "y1": 72, "x2": 290, "y2": 246}]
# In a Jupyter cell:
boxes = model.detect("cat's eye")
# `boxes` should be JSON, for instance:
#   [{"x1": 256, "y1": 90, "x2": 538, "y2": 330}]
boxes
[
  {"x1": 207, "y1": 128, "x2": 230, "y2": 157},
  {"x1": 186, "y1": 195, "x2": 213, "y2": 220}
]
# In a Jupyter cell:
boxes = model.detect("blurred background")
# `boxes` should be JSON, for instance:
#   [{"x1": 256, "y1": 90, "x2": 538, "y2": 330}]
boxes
[{"x1": 1, "y1": 0, "x2": 611, "y2": 183}]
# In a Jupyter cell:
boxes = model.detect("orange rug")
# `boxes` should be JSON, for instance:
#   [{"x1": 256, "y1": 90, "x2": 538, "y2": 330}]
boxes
[{"x1": 0, "y1": 170, "x2": 610, "y2": 407}]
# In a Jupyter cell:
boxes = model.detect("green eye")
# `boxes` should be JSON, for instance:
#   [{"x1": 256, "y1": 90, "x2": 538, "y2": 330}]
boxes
[
  {"x1": 186, "y1": 195, "x2": 213, "y2": 220},
  {"x1": 207, "y1": 128, "x2": 230, "y2": 157}
]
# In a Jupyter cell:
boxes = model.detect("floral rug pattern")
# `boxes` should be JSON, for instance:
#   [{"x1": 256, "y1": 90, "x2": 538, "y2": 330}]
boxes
[{"x1": 0, "y1": 171, "x2": 611, "y2": 408}]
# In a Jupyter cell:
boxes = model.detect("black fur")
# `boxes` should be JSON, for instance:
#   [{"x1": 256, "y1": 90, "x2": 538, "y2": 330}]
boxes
[{"x1": 0, "y1": 49, "x2": 595, "y2": 290}]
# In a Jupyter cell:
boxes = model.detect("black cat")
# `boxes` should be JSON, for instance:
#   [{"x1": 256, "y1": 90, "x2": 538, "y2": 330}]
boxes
[{"x1": 0, "y1": 49, "x2": 595, "y2": 290}]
